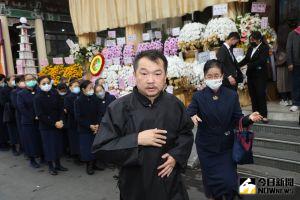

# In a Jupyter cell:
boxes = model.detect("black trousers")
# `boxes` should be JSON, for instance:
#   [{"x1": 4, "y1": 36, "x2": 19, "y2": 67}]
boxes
[{"x1": 247, "y1": 76, "x2": 268, "y2": 118}]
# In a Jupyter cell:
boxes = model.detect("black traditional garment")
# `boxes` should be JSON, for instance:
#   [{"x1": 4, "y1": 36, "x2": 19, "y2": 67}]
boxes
[{"x1": 92, "y1": 87, "x2": 194, "y2": 200}]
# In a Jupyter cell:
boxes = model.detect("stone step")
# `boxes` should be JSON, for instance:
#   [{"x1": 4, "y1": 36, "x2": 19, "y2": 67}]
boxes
[
  {"x1": 253, "y1": 146, "x2": 300, "y2": 173},
  {"x1": 251, "y1": 120, "x2": 300, "y2": 137},
  {"x1": 253, "y1": 132, "x2": 300, "y2": 152}
]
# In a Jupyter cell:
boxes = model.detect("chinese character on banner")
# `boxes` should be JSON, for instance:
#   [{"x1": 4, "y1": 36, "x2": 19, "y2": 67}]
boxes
[
  {"x1": 213, "y1": 3, "x2": 228, "y2": 16},
  {"x1": 53, "y1": 57, "x2": 63, "y2": 65},
  {"x1": 261, "y1": 17, "x2": 268, "y2": 29},
  {"x1": 251, "y1": 2, "x2": 266, "y2": 13},
  {"x1": 108, "y1": 31, "x2": 116, "y2": 38},
  {"x1": 64, "y1": 57, "x2": 74, "y2": 64}
]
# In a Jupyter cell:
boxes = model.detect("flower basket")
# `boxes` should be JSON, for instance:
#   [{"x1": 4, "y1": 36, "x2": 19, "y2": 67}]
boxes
[{"x1": 183, "y1": 50, "x2": 198, "y2": 63}]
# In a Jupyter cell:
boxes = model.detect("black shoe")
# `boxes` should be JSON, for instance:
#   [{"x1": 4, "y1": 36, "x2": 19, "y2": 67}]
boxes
[
  {"x1": 49, "y1": 169, "x2": 58, "y2": 175},
  {"x1": 86, "y1": 163, "x2": 95, "y2": 175},
  {"x1": 30, "y1": 160, "x2": 41, "y2": 168},
  {"x1": 93, "y1": 162, "x2": 105, "y2": 171},
  {"x1": 55, "y1": 165, "x2": 69, "y2": 171},
  {"x1": 12, "y1": 150, "x2": 21, "y2": 156}
]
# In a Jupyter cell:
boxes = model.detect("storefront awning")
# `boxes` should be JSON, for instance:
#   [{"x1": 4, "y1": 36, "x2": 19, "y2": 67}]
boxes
[{"x1": 69, "y1": 0, "x2": 248, "y2": 36}]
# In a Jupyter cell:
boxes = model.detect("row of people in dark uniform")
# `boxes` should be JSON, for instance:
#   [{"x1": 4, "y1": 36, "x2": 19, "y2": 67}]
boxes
[{"x1": 0, "y1": 74, "x2": 115, "y2": 175}]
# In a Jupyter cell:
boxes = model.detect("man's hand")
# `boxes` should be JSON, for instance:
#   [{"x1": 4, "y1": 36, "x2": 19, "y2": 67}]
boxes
[
  {"x1": 191, "y1": 115, "x2": 202, "y2": 126},
  {"x1": 55, "y1": 120, "x2": 64, "y2": 129},
  {"x1": 138, "y1": 128, "x2": 167, "y2": 147},
  {"x1": 157, "y1": 153, "x2": 176, "y2": 178},
  {"x1": 288, "y1": 64, "x2": 293, "y2": 72},
  {"x1": 228, "y1": 76, "x2": 236, "y2": 86}
]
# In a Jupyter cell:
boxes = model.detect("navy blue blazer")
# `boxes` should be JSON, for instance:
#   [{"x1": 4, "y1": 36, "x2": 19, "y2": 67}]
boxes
[
  {"x1": 74, "y1": 94, "x2": 103, "y2": 134},
  {"x1": 64, "y1": 92, "x2": 79, "y2": 129},
  {"x1": 34, "y1": 91, "x2": 62, "y2": 130},
  {"x1": 187, "y1": 86, "x2": 252, "y2": 153},
  {"x1": 17, "y1": 88, "x2": 38, "y2": 125}
]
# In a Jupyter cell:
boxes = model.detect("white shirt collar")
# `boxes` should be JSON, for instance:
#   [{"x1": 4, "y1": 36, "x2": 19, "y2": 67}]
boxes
[{"x1": 224, "y1": 42, "x2": 231, "y2": 50}]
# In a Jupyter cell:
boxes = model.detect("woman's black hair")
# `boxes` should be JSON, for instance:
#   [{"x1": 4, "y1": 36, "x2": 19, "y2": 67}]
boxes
[
  {"x1": 0, "y1": 74, "x2": 5, "y2": 82},
  {"x1": 203, "y1": 59, "x2": 224, "y2": 75},
  {"x1": 80, "y1": 80, "x2": 92, "y2": 91},
  {"x1": 94, "y1": 84, "x2": 105, "y2": 91},
  {"x1": 15, "y1": 75, "x2": 25, "y2": 84},
  {"x1": 57, "y1": 83, "x2": 67, "y2": 91},
  {"x1": 69, "y1": 78, "x2": 79, "y2": 87},
  {"x1": 37, "y1": 75, "x2": 51, "y2": 84}
]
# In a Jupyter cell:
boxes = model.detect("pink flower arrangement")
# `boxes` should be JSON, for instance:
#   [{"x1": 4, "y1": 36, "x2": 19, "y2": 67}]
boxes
[
  {"x1": 101, "y1": 45, "x2": 122, "y2": 60},
  {"x1": 136, "y1": 40, "x2": 163, "y2": 54},
  {"x1": 164, "y1": 37, "x2": 178, "y2": 56},
  {"x1": 123, "y1": 44, "x2": 135, "y2": 58}
]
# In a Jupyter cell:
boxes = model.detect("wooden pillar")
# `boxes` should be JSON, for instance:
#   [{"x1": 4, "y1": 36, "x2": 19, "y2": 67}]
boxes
[
  {"x1": 35, "y1": 17, "x2": 47, "y2": 69},
  {"x1": 125, "y1": 24, "x2": 144, "y2": 48},
  {"x1": 78, "y1": 32, "x2": 96, "y2": 47},
  {"x1": 0, "y1": 15, "x2": 14, "y2": 75}
]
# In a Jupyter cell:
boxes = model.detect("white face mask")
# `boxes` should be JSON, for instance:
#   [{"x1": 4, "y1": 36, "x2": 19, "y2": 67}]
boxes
[
  {"x1": 86, "y1": 90, "x2": 94, "y2": 96},
  {"x1": 40, "y1": 83, "x2": 52, "y2": 92},
  {"x1": 204, "y1": 78, "x2": 223, "y2": 90},
  {"x1": 97, "y1": 91, "x2": 105, "y2": 99}
]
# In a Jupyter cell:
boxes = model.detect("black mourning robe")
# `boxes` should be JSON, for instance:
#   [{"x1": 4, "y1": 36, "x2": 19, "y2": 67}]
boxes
[{"x1": 92, "y1": 87, "x2": 194, "y2": 200}]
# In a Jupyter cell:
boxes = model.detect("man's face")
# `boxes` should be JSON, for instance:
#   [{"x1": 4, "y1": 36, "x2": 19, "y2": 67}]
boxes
[{"x1": 134, "y1": 57, "x2": 166, "y2": 99}]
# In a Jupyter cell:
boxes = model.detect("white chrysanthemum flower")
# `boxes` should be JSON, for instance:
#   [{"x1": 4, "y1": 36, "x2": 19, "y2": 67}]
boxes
[
  {"x1": 204, "y1": 17, "x2": 238, "y2": 41},
  {"x1": 178, "y1": 22, "x2": 206, "y2": 42}
]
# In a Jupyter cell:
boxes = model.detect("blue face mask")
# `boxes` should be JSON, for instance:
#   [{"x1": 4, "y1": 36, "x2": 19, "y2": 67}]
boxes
[
  {"x1": 25, "y1": 80, "x2": 37, "y2": 88},
  {"x1": 71, "y1": 87, "x2": 80, "y2": 94}
]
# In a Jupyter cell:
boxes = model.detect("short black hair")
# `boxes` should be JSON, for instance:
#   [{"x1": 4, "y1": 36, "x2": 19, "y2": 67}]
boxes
[
  {"x1": 80, "y1": 80, "x2": 92, "y2": 91},
  {"x1": 133, "y1": 50, "x2": 168, "y2": 72},
  {"x1": 95, "y1": 77, "x2": 105, "y2": 86},
  {"x1": 0, "y1": 74, "x2": 5, "y2": 81},
  {"x1": 15, "y1": 75, "x2": 24, "y2": 84},
  {"x1": 203, "y1": 59, "x2": 223, "y2": 75},
  {"x1": 226, "y1": 32, "x2": 240, "y2": 40},
  {"x1": 250, "y1": 31, "x2": 263, "y2": 41},
  {"x1": 69, "y1": 78, "x2": 79, "y2": 87},
  {"x1": 37, "y1": 75, "x2": 51, "y2": 84},
  {"x1": 57, "y1": 83, "x2": 67, "y2": 91}
]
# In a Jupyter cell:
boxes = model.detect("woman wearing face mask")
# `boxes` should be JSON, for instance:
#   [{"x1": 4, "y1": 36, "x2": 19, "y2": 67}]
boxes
[
  {"x1": 1, "y1": 76, "x2": 22, "y2": 156},
  {"x1": 34, "y1": 76, "x2": 68, "y2": 175},
  {"x1": 64, "y1": 79, "x2": 81, "y2": 165},
  {"x1": 74, "y1": 80, "x2": 103, "y2": 175},
  {"x1": 94, "y1": 84, "x2": 116, "y2": 113},
  {"x1": 187, "y1": 60, "x2": 263, "y2": 200},
  {"x1": 17, "y1": 74, "x2": 43, "y2": 168},
  {"x1": 239, "y1": 31, "x2": 270, "y2": 123},
  {"x1": 56, "y1": 83, "x2": 69, "y2": 156}
]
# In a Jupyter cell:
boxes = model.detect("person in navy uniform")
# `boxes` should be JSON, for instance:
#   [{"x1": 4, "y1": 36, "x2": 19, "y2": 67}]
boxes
[
  {"x1": 239, "y1": 31, "x2": 270, "y2": 123},
  {"x1": 56, "y1": 83, "x2": 70, "y2": 156},
  {"x1": 187, "y1": 60, "x2": 263, "y2": 200},
  {"x1": 17, "y1": 74, "x2": 43, "y2": 168},
  {"x1": 10, "y1": 75, "x2": 26, "y2": 153},
  {"x1": 0, "y1": 74, "x2": 10, "y2": 151},
  {"x1": 64, "y1": 78, "x2": 81, "y2": 165},
  {"x1": 2, "y1": 75, "x2": 21, "y2": 156},
  {"x1": 74, "y1": 80, "x2": 103, "y2": 175},
  {"x1": 34, "y1": 76, "x2": 68, "y2": 175},
  {"x1": 94, "y1": 84, "x2": 116, "y2": 114}
]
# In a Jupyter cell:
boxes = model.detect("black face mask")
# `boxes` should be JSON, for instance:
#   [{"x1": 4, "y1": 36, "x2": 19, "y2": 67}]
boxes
[{"x1": 250, "y1": 42, "x2": 258, "y2": 47}]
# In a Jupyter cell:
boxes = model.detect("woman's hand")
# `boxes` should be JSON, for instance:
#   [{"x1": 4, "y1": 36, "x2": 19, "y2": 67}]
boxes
[
  {"x1": 249, "y1": 112, "x2": 263, "y2": 122},
  {"x1": 191, "y1": 115, "x2": 202, "y2": 126}
]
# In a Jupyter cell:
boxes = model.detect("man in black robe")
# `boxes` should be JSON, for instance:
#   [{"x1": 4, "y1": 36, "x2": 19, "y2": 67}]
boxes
[{"x1": 92, "y1": 50, "x2": 194, "y2": 200}]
